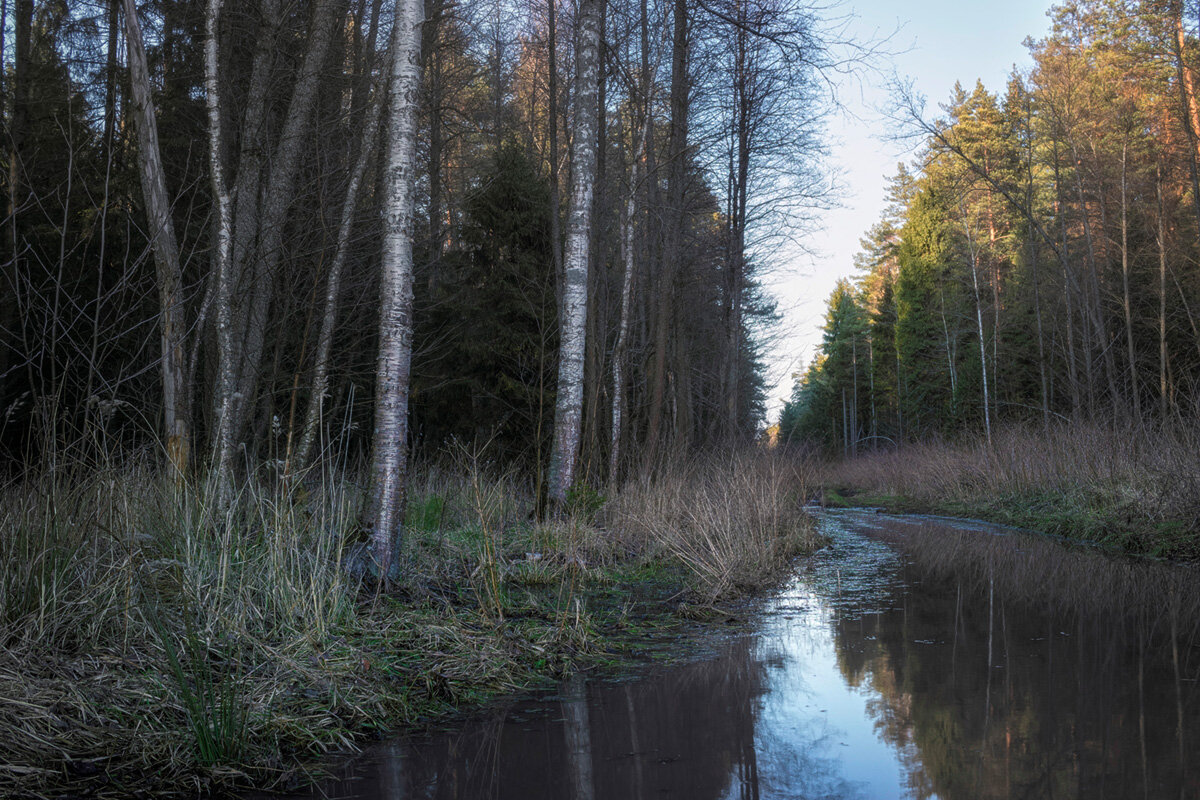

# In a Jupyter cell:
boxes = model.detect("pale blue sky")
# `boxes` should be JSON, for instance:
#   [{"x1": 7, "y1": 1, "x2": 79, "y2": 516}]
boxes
[{"x1": 765, "y1": 0, "x2": 1055, "y2": 418}]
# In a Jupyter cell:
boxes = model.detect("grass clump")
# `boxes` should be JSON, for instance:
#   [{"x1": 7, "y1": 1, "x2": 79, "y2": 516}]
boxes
[
  {"x1": 153, "y1": 610, "x2": 248, "y2": 767},
  {"x1": 822, "y1": 420, "x2": 1200, "y2": 558},
  {"x1": 606, "y1": 451, "x2": 822, "y2": 598},
  {"x1": 0, "y1": 447, "x2": 820, "y2": 797}
]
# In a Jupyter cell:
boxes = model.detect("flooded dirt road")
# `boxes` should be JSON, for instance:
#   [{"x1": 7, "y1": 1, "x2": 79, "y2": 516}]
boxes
[{"x1": 278, "y1": 510, "x2": 1200, "y2": 799}]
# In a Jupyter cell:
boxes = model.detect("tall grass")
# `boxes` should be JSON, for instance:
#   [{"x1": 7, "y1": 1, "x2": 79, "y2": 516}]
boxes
[
  {"x1": 606, "y1": 450, "x2": 821, "y2": 598},
  {"x1": 825, "y1": 420, "x2": 1200, "y2": 556},
  {"x1": 0, "y1": 458, "x2": 366, "y2": 794},
  {"x1": 0, "y1": 446, "x2": 823, "y2": 795},
  {"x1": 152, "y1": 607, "x2": 248, "y2": 766}
]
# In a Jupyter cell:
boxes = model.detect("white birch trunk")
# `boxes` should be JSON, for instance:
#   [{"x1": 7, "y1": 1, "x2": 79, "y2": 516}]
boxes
[
  {"x1": 291, "y1": 55, "x2": 389, "y2": 474},
  {"x1": 123, "y1": 0, "x2": 190, "y2": 477},
  {"x1": 548, "y1": 0, "x2": 601, "y2": 506},
  {"x1": 367, "y1": 0, "x2": 424, "y2": 580},
  {"x1": 960, "y1": 208, "x2": 992, "y2": 447},
  {"x1": 206, "y1": 0, "x2": 238, "y2": 508}
]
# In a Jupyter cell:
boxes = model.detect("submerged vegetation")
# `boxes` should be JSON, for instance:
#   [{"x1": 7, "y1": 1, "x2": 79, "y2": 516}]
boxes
[{"x1": 0, "y1": 451, "x2": 818, "y2": 797}]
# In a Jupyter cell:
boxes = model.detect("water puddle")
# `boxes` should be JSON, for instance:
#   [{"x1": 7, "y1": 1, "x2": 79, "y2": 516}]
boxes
[{"x1": 273, "y1": 510, "x2": 1200, "y2": 799}]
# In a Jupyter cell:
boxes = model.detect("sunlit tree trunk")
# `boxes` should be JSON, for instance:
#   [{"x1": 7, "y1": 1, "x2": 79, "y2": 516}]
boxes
[
  {"x1": 368, "y1": 0, "x2": 424, "y2": 579},
  {"x1": 123, "y1": 0, "x2": 191, "y2": 476},
  {"x1": 960, "y1": 207, "x2": 992, "y2": 447},
  {"x1": 939, "y1": 288, "x2": 958, "y2": 400},
  {"x1": 547, "y1": 0, "x2": 600, "y2": 505}
]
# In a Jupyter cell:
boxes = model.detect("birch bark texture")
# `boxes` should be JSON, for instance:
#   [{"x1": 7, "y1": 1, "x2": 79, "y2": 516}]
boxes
[
  {"x1": 123, "y1": 0, "x2": 191, "y2": 476},
  {"x1": 208, "y1": 0, "x2": 342, "y2": 499},
  {"x1": 231, "y1": 0, "x2": 341, "y2": 440},
  {"x1": 368, "y1": 0, "x2": 424, "y2": 579},
  {"x1": 206, "y1": 0, "x2": 237, "y2": 507},
  {"x1": 547, "y1": 0, "x2": 602, "y2": 505}
]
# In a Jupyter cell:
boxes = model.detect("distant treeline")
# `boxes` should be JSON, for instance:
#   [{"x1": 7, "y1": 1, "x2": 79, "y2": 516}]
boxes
[{"x1": 783, "y1": 0, "x2": 1200, "y2": 453}]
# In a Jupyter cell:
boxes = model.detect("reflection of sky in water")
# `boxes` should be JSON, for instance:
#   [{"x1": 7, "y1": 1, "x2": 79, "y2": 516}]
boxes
[
  {"x1": 745, "y1": 519, "x2": 914, "y2": 800},
  {"x1": 270, "y1": 508, "x2": 1198, "y2": 800}
]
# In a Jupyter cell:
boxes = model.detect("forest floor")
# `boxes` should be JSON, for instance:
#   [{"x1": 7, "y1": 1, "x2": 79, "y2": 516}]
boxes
[
  {"x1": 0, "y1": 451, "x2": 819, "y2": 798},
  {"x1": 818, "y1": 421, "x2": 1200, "y2": 560}
]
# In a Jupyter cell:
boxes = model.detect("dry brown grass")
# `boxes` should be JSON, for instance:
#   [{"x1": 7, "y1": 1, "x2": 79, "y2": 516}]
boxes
[
  {"x1": 824, "y1": 421, "x2": 1200, "y2": 556},
  {"x1": 0, "y1": 446, "x2": 824, "y2": 796},
  {"x1": 605, "y1": 450, "x2": 822, "y2": 598}
]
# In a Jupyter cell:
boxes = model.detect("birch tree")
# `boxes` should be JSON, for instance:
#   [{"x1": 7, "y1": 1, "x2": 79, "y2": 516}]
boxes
[
  {"x1": 547, "y1": 0, "x2": 601, "y2": 506},
  {"x1": 207, "y1": 0, "x2": 237, "y2": 507},
  {"x1": 211, "y1": 0, "x2": 342, "y2": 482},
  {"x1": 367, "y1": 0, "x2": 425, "y2": 579}
]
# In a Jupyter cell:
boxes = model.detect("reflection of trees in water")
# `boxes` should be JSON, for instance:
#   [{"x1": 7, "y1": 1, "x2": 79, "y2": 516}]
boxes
[
  {"x1": 315, "y1": 629, "x2": 882, "y2": 799},
  {"x1": 562, "y1": 673, "x2": 594, "y2": 800},
  {"x1": 751, "y1": 711, "x2": 871, "y2": 800},
  {"x1": 750, "y1": 617, "x2": 875, "y2": 799},
  {"x1": 828, "y1": 517, "x2": 1200, "y2": 800},
  {"x1": 311, "y1": 635, "x2": 768, "y2": 799}
]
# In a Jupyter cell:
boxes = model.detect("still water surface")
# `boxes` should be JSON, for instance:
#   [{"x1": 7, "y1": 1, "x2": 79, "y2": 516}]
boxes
[{"x1": 287, "y1": 510, "x2": 1200, "y2": 799}]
